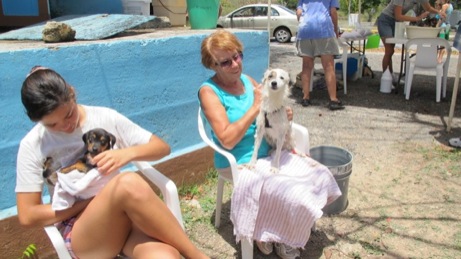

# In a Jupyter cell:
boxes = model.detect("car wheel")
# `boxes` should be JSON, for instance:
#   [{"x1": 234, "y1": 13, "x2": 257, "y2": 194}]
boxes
[{"x1": 274, "y1": 28, "x2": 292, "y2": 43}]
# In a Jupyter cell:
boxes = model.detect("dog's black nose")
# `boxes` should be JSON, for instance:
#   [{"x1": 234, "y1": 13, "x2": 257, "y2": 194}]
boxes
[{"x1": 271, "y1": 81, "x2": 277, "y2": 89}]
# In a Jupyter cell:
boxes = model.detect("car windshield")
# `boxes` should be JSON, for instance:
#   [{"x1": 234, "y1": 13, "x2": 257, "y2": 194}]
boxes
[{"x1": 277, "y1": 5, "x2": 296, "y2": 15}]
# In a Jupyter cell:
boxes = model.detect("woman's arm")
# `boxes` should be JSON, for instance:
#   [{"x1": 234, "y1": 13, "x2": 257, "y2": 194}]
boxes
[
  {"x1": 394, "y1": 5, "x2": 430, "y2": 22},
  {"x1": 199, "y1": 78, "x2": 261, "y2": 150},
  {"x1": 16, "y1": 192, "x2": 91, "y2": 227},
  {"x1": 93, "y1": 135, "x2": 170, "y2": 175},
  {"x1": 423, "y1": 2, "x2": 446, "y2": 19}
]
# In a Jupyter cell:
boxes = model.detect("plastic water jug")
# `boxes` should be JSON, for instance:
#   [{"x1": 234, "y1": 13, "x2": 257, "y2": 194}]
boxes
[
  {"x1": 380, "y1": 68, "x2": 393, "y2": 93},
  {"x1": 395, "y1": 22, "x2": 405, "y2": 38}
]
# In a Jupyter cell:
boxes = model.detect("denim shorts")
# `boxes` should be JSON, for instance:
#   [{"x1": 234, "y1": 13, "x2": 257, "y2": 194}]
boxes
[
  {"x1": 296, "y1": 37, "x2": 339, "y2": 58},
  {"x1": 377, "y1": 13, "x2": 395, "y2": 38}
]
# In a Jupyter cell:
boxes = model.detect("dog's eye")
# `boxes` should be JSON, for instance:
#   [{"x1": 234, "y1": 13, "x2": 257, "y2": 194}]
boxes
[{"x1": 280, "y1": 76, "x2": 284, "y2": 80}]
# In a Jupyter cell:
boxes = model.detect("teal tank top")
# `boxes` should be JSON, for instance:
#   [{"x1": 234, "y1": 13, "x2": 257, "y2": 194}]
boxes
[{"x1": 199, "y1": 74, "x2": 270, "y2": 168}]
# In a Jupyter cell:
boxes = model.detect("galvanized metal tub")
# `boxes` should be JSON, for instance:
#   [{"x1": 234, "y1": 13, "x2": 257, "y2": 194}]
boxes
[{"x1": 310, "y1": 145, "x2": 353, "y2": 215}]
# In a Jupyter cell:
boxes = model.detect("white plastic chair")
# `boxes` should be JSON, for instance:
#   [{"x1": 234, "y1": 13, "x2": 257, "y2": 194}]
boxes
[
  {"x1": 197, "y1": 107, "x2": 310, "y2": 259},
  {"x1": 404, "y1": 38, "x2": 452, "y2": 102},
  {"x1": 310, "y1": 39, "x2": 349, "y2": 94},
  {"x1": 44, "y1": 161, "x2": 184, "y2": 259}
]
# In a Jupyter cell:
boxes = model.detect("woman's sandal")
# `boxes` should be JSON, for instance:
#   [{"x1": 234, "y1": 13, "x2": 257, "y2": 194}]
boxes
[{"x1": 448, "y1": 137, "x2": 461, "y2": 148}]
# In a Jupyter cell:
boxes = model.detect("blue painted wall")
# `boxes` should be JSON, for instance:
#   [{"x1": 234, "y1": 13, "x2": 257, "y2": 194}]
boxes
[
  {"x1": 49, "y1": 0, "x2": 124, "y2": 17},
  {"x1": 0, "y1": 30, "x2": 269, "y2": 215},
  {"x1": 2, "y1": 0, "x2": 39, "y2": 16}
]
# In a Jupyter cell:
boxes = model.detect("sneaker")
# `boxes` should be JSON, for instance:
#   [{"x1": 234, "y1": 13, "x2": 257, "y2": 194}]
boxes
[
  {"x1": 274, "y1": 243, "x2": 300, "y2": 259},
  {"x1": 448, "y1": 137, "x2": 461, "y2": 148},
  {"x1": 328, "y1": 100, "x2": 345, "y2": 110},
  {"x1": 256, "y1": 241, "x2": 273, "y2": 255},
  {"x1": 300, "y1": 99, "x2": 311, "y2": 107}
]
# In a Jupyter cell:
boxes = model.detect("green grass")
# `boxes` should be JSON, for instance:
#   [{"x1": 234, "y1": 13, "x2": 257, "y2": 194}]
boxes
[{"x1": 178, "y1": 168, "x2": 231, "y2": 229}]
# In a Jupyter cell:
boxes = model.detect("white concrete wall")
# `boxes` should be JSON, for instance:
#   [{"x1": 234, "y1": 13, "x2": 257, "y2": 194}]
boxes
[{"x1": 0, "y1": 30, "x2": 269, "y2": 216}]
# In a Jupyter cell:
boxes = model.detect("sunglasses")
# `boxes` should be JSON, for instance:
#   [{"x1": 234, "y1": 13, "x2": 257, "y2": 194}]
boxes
[{"x1": 216, "y1": 52, "x2": 243, "y2": 68}]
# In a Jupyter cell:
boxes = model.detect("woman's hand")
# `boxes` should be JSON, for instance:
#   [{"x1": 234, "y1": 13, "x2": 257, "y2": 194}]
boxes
[
  {"x1": 419, "y1": 11, "x2": 430, "y2": 21},
  {"x1": 253, "y1": 84, "x2": 262, "y2": 110},
  {"x1": 439, "y1": 10, "x2": 447, "y2": 19},
  {"x1": 92, "y1": 149, "x2": 130, "y2": 175},
  {"x1": 286, "y1": 106, "x2": 293, "y2": 121}
]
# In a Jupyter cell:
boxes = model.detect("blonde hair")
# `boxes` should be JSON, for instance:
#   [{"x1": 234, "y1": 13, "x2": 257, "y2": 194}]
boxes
[{"x1": 201, "y1": 29, "x2": 244, "y2": 69}]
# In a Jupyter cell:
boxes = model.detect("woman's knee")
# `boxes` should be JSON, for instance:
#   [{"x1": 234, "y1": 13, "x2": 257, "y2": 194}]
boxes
[
  {"x1": 131, "y1": 241, "x2": 181, "y2": 259},
  {"x1": 301, "y1": 57, "x2": 314, "y2": 71},
  {"x1": 111, "y1": 173, "x2": 156, "y2": 202},
  {"x1": 384, "y1": 45, "x2": 394, "y2": 56}
]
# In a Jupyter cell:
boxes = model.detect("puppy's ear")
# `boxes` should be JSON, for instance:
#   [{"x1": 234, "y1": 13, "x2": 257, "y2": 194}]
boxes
[
  {"x1": 109, "y1": 133, "x2": 116, "y2": 149},
  {"x1": 82, "y1": 131, "x2": 90, "y2": 145}
]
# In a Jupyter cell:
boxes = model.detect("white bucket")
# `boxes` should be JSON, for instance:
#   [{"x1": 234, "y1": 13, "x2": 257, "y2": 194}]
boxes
[{"x1": 380, "y1": 68, "x2": 393, "y2": 94}]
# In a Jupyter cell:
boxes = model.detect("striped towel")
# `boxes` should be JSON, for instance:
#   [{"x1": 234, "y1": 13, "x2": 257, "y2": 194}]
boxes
[{"x1": 230, "y1": 150, "x2": 341, "y2": 248}]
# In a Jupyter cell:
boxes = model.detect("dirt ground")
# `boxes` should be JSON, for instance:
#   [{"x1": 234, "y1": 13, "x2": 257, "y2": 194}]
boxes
[{"x1": 182, "y1": 42, "x2": 461, "y2": 258}]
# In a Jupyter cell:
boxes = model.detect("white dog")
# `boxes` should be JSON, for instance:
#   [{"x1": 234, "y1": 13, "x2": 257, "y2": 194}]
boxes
[{"x1": 249, "y1": 68, "x2": 295, "y2": 172}]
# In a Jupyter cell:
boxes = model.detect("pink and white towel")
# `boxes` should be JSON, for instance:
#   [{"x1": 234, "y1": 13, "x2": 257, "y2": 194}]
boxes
[{"x1": 230, "y1": 150, "x2": 341, "y2": 248}]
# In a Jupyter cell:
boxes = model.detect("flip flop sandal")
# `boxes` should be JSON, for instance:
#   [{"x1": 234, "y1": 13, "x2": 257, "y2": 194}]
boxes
[{"x1": 448, "y1": 137, "x2": 461, "y2": 148}]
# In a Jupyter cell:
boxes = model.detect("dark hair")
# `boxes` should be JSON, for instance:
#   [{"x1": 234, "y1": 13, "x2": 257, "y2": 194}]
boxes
[{"x1": 21, "y1": 66, "x2": 74, "y2": 121}]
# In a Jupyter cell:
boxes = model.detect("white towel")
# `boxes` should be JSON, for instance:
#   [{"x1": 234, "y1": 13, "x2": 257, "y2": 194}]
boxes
[
  {"x1": 51, "y1": 168, "x2": 119, "y2": 210},
  {"x1": 341, "y1": 29, "x2": 373, "y2": 40},
  {"x1": 230, "y1": 151, "x2": 341, "y2": 248}
]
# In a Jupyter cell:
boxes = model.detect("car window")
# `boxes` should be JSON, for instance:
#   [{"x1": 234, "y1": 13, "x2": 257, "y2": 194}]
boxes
[
  {"x1": 270, "y1": 8, "x2": 280, "y2": 17},
  {"x1": 254, "y1": 7, "x2": 267, "y2": 16},
  {"x1": 233, "y1": 7, "x2": 254, "y2": 17},
  {"x1": 277, "y1": 5, "x2": 296, "y2": 15}
]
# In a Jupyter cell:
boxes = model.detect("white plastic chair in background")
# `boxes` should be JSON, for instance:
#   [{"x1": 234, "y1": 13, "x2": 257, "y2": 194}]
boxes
[
  {"x1": 310, "y1": 39, "x2": 349, "y2": 94},
  {"x1": 404, "y1": 38, "x2": 452, "y2": 102},
  {"x1": 44, "y1": 161, "x2": 184, "y2": 259},
  {"x1": 197, "y1": 107, "x2": 310, "y2": 259}
]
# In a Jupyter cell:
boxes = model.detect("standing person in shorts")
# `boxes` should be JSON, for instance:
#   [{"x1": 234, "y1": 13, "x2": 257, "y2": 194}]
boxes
[
  {"x1": 377, "y1": 0, "x2": 444, "y2": 81},
  {"x1": 296, "y1": 0, "x2": 345, "y2": 110}
]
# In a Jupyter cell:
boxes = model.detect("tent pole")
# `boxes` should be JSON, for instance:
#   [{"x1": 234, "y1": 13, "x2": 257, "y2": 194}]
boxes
[{"x1": 268, "y1": 0, "x2": 271, "y2": 67}]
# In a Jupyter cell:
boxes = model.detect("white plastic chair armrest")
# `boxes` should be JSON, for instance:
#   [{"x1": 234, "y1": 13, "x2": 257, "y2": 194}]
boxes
[
  {"x1": 292, "y1": 122, "x2": 310, "y2": 155},
  {"x1": 44, "y1": 225, "x2": 72, "y2": 259},
  {"x1": 197, "y1": 108, "x2": 240, "y2": 182},
  {"x1": 133, "y1": 161, "x2": 184, "y2": 230}
]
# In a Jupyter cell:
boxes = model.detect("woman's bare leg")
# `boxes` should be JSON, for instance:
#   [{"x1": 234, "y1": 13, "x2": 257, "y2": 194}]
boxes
[
  {"x1": 320, "y1": 55, "x2": 339, "y2": 101},
  {"x1": 71, "y1": 172, "x2": 208, "y2": 259},
  {"x1": 301, "y1": 56, "x2": 314, "y2": 100},
  {"x1": 122, "y1": 226, "x2": 181, "y2": 259},
  {"x1": 382, "y1": 37, "x2": 395, "y2": 73}
]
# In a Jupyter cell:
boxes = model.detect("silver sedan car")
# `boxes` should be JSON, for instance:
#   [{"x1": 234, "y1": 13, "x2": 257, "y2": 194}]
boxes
[{"x1": 217, "y1": 4, "x2": 298, "y2": 43}]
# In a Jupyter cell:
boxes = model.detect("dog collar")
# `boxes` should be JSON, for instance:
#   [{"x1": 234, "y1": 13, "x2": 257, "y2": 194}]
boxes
[{"x1": 264, "y1": 109, "x2": 282, "y2": 128}]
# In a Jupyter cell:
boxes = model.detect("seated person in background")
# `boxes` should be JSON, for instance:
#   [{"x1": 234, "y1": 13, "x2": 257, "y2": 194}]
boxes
[
  {"x1": 198, "y1": 29, "x2": 341, "y2": 259},
  {"x1": 16, "y1": 66, "x2": 209, "y2": 259}
]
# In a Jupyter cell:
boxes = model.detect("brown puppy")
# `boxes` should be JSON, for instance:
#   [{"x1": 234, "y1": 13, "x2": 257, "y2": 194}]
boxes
[{"x1": 43, "y1": 128, "x2": 116, "y2": 185}]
